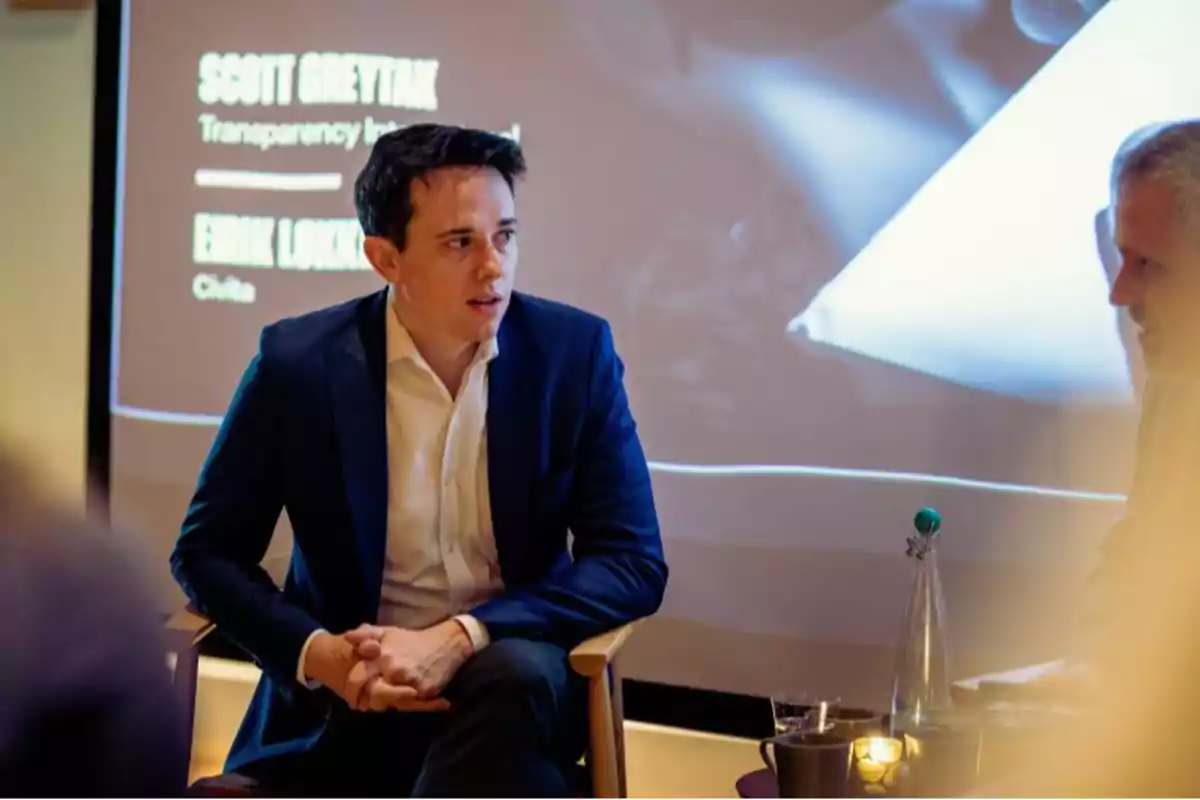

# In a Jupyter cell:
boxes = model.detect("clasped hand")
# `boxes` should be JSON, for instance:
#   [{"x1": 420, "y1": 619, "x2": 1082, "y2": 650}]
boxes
[{"x1": 309, "y1": 619, "x2": 472, "y2": 713}]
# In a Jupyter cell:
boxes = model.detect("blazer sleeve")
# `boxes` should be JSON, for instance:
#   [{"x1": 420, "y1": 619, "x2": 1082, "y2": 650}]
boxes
[
  {"x1": 470, "y1": 320, "x2": 668, "y2": 647},
  {"x1": 170, "y1": 327, "x2": 321, "y2": 685}
]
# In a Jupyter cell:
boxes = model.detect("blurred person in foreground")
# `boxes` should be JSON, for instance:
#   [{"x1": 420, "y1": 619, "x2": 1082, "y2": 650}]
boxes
[
  {"x1": 1001, "y1": 120, "x2": 1200, "y2": 796},
  {"x1": 170, "y1": 124, "x2": 667, "y2": 797},
  {"x1": 0, "y1": 449, "x2": 188, "y2": 796}
]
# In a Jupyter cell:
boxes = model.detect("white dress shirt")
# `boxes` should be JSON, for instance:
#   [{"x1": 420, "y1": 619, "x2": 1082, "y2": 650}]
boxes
[{"x1": 297, "y1": 300, "x2": 504, "y2": 683}]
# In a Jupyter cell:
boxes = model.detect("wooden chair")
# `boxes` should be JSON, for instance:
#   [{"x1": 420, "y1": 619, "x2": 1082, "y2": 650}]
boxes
[{"x1": 165, "y1": 607, "x2": 637, "y2": 798}]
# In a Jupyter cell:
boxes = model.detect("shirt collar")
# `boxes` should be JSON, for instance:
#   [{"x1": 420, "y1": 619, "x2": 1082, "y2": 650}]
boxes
[{"x1": 385, "y1": 285, "x2": 500, "y2": 369}]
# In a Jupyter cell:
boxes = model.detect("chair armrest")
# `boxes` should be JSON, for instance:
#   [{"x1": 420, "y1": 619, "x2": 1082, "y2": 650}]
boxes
[
  {"x1": 568, "y1": 620, "x2": 640, "y2": 678},
  {"x1": 164, "y1": 603, "x2": 216, "y2": 649},
  {"x1": 164, "y1": 605, "x2": 215, "y2": 764},
  {"x1": 571, "y1": 621, "x2": 642, "y2": 797},
  {"x1": 164, "y1": 607, "x2": 642, "y2": 670}
]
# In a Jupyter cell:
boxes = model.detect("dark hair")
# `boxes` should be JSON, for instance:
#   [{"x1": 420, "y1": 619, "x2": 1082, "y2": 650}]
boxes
[{"x1": 354, "y1": 123, "x2": 526, "y2": 250}]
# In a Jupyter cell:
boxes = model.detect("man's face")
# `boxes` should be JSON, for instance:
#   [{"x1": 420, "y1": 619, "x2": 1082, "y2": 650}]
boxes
[
  {"x1": 366, "y1": 165, "x2": 518, "y2": 347},
  {"x1": 1111, "y1": 177, "x2": 1200, "y2": 376}
]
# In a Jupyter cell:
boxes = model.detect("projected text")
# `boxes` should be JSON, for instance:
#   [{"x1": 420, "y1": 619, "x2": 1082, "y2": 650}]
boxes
[
  {"x1": 191, "y1": 213, "x2": 372, "y2": 303},
  {"x1": 197, "y1": 52, "x2": 440, "y2": 110}
]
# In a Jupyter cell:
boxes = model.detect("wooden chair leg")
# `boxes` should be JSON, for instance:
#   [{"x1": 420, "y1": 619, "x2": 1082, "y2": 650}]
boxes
[
  {"x1": 587, "y1": 668, "x2": 620, "y2": 798},
  {"x1": 610, "y1": 662, "x2": 627, "y2": 798},
  {"x1": 172, "y1": 643, "x2": 201, "y2": 774}
]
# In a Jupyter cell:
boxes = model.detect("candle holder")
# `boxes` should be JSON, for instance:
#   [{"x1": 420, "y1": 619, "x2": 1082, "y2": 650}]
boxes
[{"x1": 852, "y1": 736, "x2": 905, "y2": 796}]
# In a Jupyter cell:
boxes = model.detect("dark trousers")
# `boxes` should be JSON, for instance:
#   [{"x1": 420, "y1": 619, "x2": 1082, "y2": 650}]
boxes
[{"x1": 241, "y1": 639, "x2": 588, "y2": 797}]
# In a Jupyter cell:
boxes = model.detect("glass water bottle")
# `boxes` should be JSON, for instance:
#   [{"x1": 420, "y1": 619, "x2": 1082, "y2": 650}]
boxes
[{"x1": 890, "y1": 507, "x2": 952, "y2": 733}]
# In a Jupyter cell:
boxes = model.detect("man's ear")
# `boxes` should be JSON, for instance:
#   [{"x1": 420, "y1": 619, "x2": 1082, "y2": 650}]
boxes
[{"x1": 364, "y1": 236, "x2": 400, "y2": 283}]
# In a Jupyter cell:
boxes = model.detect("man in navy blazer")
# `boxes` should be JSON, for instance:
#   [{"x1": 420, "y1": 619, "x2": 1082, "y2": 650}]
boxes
[{"x1": 171, "y1": 124, "x2": 667, "y2": 797}]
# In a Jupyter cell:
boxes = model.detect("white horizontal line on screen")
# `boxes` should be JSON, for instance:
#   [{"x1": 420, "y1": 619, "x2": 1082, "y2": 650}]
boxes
[
  {"x1": 647, "y1": 461, "x2": 1125, "y2": 502},
  {"x1": 193, "y1": 169, "x2": 343, "y2": 191},
  {"x1": 110, "y1": 404, "x2": 1127, "y2": 502}
]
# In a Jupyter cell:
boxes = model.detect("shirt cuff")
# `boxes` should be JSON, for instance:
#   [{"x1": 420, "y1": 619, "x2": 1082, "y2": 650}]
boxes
[
  {"x1": 296, "y1": 628, "x2": 327, "y2": 688},
  {"x1": 453, "y1": 614, "x2": 490, "y2": 653}
]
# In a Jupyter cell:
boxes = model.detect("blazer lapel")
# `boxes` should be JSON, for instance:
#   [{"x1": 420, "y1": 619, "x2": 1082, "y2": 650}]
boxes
[
  {"x1": 327, "y1": 290, "x2": 390, "y2": 621},
  {"x1": 488, "y1": 300, "x2": 540, "y2": 583}
]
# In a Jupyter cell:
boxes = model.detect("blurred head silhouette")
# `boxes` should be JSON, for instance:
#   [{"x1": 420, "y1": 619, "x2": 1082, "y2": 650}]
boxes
[{"x1": 0, "y1": 447, "x2": 188, "y2": 796}]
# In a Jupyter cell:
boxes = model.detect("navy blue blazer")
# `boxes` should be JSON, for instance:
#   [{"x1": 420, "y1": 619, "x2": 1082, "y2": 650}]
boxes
[{"x1": 170, "y1": 289, "x2": 667, "y2": 772}]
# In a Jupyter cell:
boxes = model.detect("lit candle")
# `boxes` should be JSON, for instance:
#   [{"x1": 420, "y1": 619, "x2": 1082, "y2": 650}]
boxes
[{"x1": 854, "y1": 737, "x2": 904, "y2": 792}]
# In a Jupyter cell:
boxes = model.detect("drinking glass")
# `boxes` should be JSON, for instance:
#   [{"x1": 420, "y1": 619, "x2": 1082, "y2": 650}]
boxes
[{"x1": 771, "y1": 692, "x2": 842, "y2": 734}]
